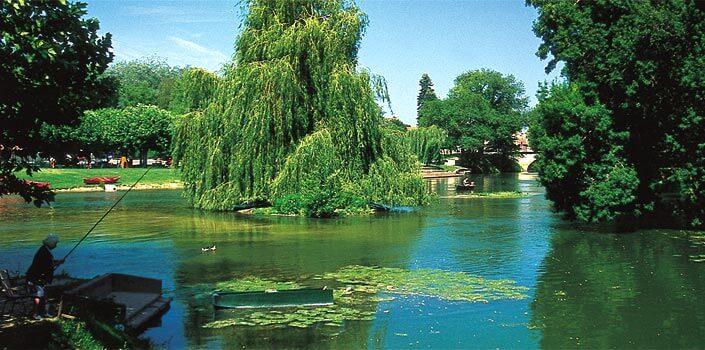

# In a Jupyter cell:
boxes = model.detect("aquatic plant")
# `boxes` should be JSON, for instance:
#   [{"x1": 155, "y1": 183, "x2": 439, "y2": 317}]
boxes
[
  {"x1": 173, "y1": 0, "x2": 428, "y2": 214},
  {"x1": 203, "y1": 265, "x2": 527, "y2": 330},
  {"x1": 215, "y1": 276, "x2": 302, "y2": 292},
  {"x1": 204, "y1": 305, "x2": 375, "y2": 329},
  {"x1": 320, "y1": 265, "x2": 528, "y2": 302}
]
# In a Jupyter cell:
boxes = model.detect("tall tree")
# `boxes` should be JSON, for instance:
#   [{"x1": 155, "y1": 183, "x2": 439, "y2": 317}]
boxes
[
  {"x1": 106, "y1": 56, "x2": 181, "y2": 109},
  {"x1": 173, "y1": 0, "x2": 427, "y2": 215},
  {"x1": 416, "y1": 73, "x2": 437, "y2": 113},
  {"x1": 168, "y1": 67, "x2": 220, "y2": 114},
  {"x1": 528, "y1": 0, "x2": 705, "y2": 228},
  {"x1": 408, "y1": 126, "x2": 447, "y2": 165},
  {"x1": 0, "y1": 0, "x2": 112, "y2": 205},
  {"x1": 418, "y1": 69, "x2": 527, "y2": 173}
]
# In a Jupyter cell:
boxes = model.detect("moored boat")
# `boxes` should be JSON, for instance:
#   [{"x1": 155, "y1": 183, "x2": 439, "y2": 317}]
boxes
[
  {"x1": 23, "y1": 180, "x2": 51, "y2": 190},
  {"x1": 83, "y1": 176, "x2": 120, "y2": 185},
  {"x1": 213, "y1": 288, "x2": 333, "y2": 309}
]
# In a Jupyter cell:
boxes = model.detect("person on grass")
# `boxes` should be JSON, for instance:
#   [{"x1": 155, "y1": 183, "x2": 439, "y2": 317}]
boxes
[{"x1": 26, "y1": 233, "x2": 64, "y2": 319}]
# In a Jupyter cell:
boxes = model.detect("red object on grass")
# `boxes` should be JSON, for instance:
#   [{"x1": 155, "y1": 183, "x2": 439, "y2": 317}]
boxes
[
  {"x1": 23, "y1": 180, "x2": 51, "y2": 190},
  {"x1": 83, "y1": 176, "x2": 120, "y2": 185}
]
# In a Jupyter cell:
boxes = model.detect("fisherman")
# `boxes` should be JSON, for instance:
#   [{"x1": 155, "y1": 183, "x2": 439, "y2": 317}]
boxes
[{"x1": 26, "y1": 233, "x2": 64, "y2": 319}]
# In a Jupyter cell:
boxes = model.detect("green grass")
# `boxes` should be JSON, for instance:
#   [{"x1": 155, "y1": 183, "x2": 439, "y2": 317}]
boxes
[{"x1": 17, "y1": 167, "x2": 180, "y2": 189}]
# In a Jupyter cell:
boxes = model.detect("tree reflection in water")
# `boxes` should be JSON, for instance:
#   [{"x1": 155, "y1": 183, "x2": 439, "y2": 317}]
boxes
[{"x1": 532, "y1": 230, "x2": 705, "y2": 348}]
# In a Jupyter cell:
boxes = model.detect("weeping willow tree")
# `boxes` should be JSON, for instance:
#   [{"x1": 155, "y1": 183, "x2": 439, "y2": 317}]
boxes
[
  {"x1": 408, "y1": 126, "x2": 447, "y2": 165},
  {"x1": 169, "y1": 67, "x2": 220, "y2": 114},
  {"x1": 173, "y1": 0, "x2": 428, "y2": 214}
]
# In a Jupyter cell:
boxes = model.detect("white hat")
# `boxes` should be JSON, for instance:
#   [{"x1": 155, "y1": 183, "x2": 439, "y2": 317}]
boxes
[{"x1": 43, "y1": 233, "x2": 60, "y2": 245}]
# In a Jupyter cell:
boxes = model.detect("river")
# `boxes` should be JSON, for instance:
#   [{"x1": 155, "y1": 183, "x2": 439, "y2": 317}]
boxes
[{"x1": 2, "y1": 174, "x2": 705, "y2": 348}]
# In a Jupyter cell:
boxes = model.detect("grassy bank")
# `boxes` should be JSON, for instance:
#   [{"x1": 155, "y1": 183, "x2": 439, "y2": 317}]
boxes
[
  {"x1": 17, "y1": 168, "x2": 180, "y2": 190},
  {"x1": 0, "y1": 317, "x2": 149, "y2": 349}
]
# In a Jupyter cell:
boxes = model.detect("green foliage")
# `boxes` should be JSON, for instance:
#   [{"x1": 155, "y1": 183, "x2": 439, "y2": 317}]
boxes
[
  {"x1": 168, "y1": 67, "x2": 221, "y2": 114},
  {"x1": 418, "y1": 69, "x2": 527, "y2": 173},
  {"x1": 416, "y1": 73, "x2": 437, "y2": 113},
  {"x1": 76, "y1": 105, "x2": 176, "y2": 159},
  {"x1": 407, "y1": 126, "x2": 447, "y2": 165},
  {"x1": 529, "y1": 82, "x2": 639, "y2": 223},
  {"x1": 105, "y1": 56, "x2": 182, "y2": 109},
  {"x1": 0, "y1": 0, "x2": 112, "y2": 205},
  {"x1": 174, "y1": 0, "x2": 428, "y2": 215},
  {"x1": 527, "y1": 0, "x2": 705, "y2": 228},
  {"x1": 55, "y1": 319, "x2": 102, "y2": 350},
  {"x1": 381, "y1": 117, "x2": 408, "y2": 132}
]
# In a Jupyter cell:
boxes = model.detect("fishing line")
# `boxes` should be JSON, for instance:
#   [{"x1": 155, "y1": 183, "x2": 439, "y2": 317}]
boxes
[{"x1": 62, "y1": 166, "x2": 152, "y2": 260}]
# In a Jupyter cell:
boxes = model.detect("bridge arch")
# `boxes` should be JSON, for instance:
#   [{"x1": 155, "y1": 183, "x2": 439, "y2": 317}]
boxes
[{"x1": 515, "y1": 152, "x2": 537, "y2": 173}]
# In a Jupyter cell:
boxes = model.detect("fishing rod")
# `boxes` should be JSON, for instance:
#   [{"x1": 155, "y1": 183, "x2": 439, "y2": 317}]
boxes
[{"x1": 62, "y1": 166, "x2": 152, "y2": 261}]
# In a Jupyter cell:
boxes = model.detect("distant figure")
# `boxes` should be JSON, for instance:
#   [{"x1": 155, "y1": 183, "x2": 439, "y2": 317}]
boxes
[
  {"x1": 119, "y1": 156, "x2": 128, "y2": 169},
  {"x1": 26, "y1": 234, "x2": 64, "y2": 319},
  {"x1": 49, "y1": 157, "x2": 56, "y2": 169}
]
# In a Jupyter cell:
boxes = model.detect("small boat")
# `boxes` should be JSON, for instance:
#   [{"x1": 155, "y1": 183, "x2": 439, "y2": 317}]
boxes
[
  {"x1": 64, "y1": 273, "x2": 171, "y2": 331},
  {"x1": 213, "y1": 288, "x2": 333, "y2": 309},
  {"x1": 83, "y1": 176, "x2": 120, "y2": 185},
  {"x1": 23, "y1": 180, "x2": 51, "y2": 190},
  {"x1": 201, "y1": 245, "x2": 216, "y2": 252}
]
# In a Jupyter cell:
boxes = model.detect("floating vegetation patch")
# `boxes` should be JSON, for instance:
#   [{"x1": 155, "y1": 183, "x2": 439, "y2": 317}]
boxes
[
  {"x1": 203, "y1": 266, "x2": 527, "y2": 330},
  {"x1": 441, "y1": 191, "x2": 531, "y2": 199},
  {"x1": 214, "y1": 277, "x2": 302, "y2": 292},
  {"x1": 204, "y1": 304, "x2": 375, "y2": 329},
  {"x1": 320, "y1": 265, "x2": 529, "y2": 302}
]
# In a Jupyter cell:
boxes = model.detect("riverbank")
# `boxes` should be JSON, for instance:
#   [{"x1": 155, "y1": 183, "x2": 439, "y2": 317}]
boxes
[
  {"x1": 0, "y1": 317, "x2": 147, "y2": 349},
  {"x1": 20, "y1": 167, "x2": 453, "y2": 192},
  {"x1": 17, "y1": 168, "x2": 181, "y2": 191}
]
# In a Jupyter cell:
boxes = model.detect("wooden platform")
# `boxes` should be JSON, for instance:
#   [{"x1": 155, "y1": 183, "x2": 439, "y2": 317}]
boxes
[{"x1": 65, "y1": 273, "x2": 170, "y2": 331}]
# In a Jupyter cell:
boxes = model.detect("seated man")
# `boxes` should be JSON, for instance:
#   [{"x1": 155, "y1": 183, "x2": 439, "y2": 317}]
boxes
[{"x1": 26, "y1": 233, "x2": 64, "y2": 319}]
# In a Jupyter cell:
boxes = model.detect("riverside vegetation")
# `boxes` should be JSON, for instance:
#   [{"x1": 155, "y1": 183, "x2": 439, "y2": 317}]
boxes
[{"x1": 173, "y1": 0, "x2": 429, "y2": 217}]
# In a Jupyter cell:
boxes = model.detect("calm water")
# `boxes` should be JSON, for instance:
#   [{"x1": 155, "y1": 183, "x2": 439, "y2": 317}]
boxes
[{"x1": 2, "y1": 174, "x2": 705, "y2": 349}]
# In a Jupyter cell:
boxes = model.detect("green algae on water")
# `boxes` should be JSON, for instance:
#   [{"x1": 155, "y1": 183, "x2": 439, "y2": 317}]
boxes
[
  {"x1": 214, "y1": 276, "x2": 302, "y2": 292},
  {"x1": 320, "y1": 265, "x2": 529, "y2": 302},
  {"x1": 203, "y1": 266, "x2": 528, "y2": 330},
  {"x1": 203, "y1": 305, "x2": 375, "y2": 329}
]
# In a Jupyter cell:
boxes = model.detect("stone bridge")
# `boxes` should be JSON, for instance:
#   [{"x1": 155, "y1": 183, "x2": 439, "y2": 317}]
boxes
[
  {"x1": 516, "y1": 151, "x2": 537, "y2": 172},
  {"x1": 442, "y1": 151, "x2": 537, "y2": 172}
]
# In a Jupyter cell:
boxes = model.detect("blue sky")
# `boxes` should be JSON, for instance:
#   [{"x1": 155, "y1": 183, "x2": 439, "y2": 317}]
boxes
[{"x1": 85, "y1": 0, "x2": 559, "y2": 125}]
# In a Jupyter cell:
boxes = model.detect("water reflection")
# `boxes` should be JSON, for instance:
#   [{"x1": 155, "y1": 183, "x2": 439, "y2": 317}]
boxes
[
  {"x1": 174, "y1": 212, "x2": 428, "y2": 348},
  {"x1": 532, "y1": 229, "x2": 705, "y2": 348},
  {"x1": 4, "y1": 174, "x2": 703, "y2": 348}
]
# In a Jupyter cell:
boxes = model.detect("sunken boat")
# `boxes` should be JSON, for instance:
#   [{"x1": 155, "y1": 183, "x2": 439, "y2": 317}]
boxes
[{"x1": 213, "y1": 288, "x2": 333, "y2": 309}]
